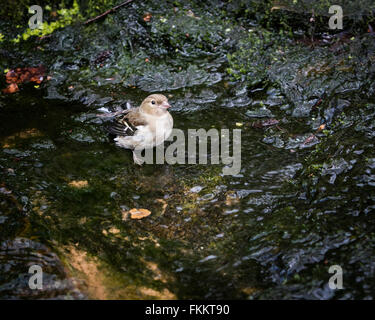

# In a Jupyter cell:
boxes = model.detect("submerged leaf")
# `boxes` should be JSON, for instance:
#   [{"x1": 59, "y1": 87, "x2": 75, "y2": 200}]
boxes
[
  {"x1": 3, "y1": 65, "x2": 46, "y2": 94},
  {"x1": 68, "y1": 180, "x2": 89, "y2": 188},
  {"x1": 125, "y1": 208, "x2": 152, "y2": 220},
  {"x1": 2, "y1": 83, "x2": 19, "y2": 94}
]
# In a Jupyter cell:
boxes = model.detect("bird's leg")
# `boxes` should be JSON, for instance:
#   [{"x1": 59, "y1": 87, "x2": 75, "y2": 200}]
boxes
[{"x1": 133, "y1": 151, "x2": 144, "y2": 165}]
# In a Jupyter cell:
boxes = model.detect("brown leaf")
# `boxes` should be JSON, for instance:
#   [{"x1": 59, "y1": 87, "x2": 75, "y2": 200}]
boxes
[
  {"x1": 143, "y1": 12, "x2": 152, "y2": 22},
  {"x1": 3, "y1": 65, "x2": 45, "y2": 93},
  {"x1": 2, "y1": 83, "x2": 19, "y2": 94},
  {"x1": 5, "y1": 70, "x2": 19, "y2": 84},
  {"x1": 68, "y1": 180, "x2": 89, "y2": 188},
  {"x1": 108, "y1": 227, "x2": 120, "y2": 235},
  {"x1": 127, "y1": 208, "x2": 151, "y2": 220}
]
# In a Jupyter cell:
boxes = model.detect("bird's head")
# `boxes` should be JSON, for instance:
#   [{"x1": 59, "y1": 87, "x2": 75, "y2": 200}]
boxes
[{"x1": 140, "y1": 94, "x2": 171, "y2": 116}]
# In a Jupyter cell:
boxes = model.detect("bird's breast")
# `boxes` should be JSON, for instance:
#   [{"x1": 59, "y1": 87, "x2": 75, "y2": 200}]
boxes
[
  {"x1": 151, "y1": 112, "x2": 173, "y2": 146},
  {"x1": 135, "y1": 112, "x2": 173, "y2": 148}
]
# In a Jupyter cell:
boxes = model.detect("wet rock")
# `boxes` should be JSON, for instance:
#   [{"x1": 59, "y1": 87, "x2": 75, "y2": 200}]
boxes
[
  {"x1": 0, "y1": 238, "x2": 84, "y2": 299},
  {"x1": 246, "y1": 107, "x2": 273, "y2": 118}
]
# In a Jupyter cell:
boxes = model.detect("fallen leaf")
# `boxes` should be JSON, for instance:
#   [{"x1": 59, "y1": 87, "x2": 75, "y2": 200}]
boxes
[
  {"x1": 3, "y1": 65, "x2": 45, "y2": 94},
  {"x1": 68, "y1": 180, "x2": 88, "y2": 188},
  {"x1": 2, "y1": 83, "x2": 19, "y2": 94},
  {"x1": 109, "y1": 227, "x2": 120, "y2": 234},
  {"x1": 6, "y1": 66, "x2": 45, "y2": 84},
  {"x1": 126, "y1": 208, "x2": 151, "y2": 220},
  {"x1": 143, "y1": 12, "x2": 152, "y2": 22},
  {"x1": 5, "y1": 70, "x2": 19, "y2": 84}
]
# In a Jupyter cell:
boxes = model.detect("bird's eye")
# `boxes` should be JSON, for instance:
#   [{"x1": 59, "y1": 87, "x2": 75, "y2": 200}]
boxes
[{"x1": 151, "y1": 100, "x2": 156, "y2": 105}]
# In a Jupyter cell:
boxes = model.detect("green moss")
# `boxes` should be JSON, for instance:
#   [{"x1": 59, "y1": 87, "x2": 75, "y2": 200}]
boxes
[
  {"x1": 227, "y1": 28, "x2": 290, "y2": 86},
  {"x1": 12, "y1": 0, "x2": 81, "y2": 43}
]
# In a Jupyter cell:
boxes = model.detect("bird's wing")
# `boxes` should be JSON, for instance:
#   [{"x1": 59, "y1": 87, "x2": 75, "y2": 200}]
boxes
[{"x1": 106, "y1": 107, "x2": 147, "y2": 136}]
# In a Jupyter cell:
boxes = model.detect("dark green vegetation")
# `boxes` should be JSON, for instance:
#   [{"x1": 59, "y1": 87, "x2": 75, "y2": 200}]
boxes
[{"x1": 1, "y1": 0, "x2": 375, "y2": 299}]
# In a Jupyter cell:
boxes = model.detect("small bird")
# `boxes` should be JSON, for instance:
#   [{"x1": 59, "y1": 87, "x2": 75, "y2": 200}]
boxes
[{"x1": 107, "y1": 94, "x2": 173, "y2": 165}]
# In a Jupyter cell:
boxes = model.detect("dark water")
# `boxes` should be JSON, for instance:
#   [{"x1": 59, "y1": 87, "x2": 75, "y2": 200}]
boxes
[
  {"x1": 1, "y1": 1, "x2": 375, "y2": 300},
  {"x1": 1, "y1": 75, "x2": 375, "y2": 299}
]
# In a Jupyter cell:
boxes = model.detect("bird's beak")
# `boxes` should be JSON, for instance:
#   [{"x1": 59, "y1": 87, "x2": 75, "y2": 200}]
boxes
[{"x1": 161, "y1": 101, "x2": 171, "y2": 109}]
